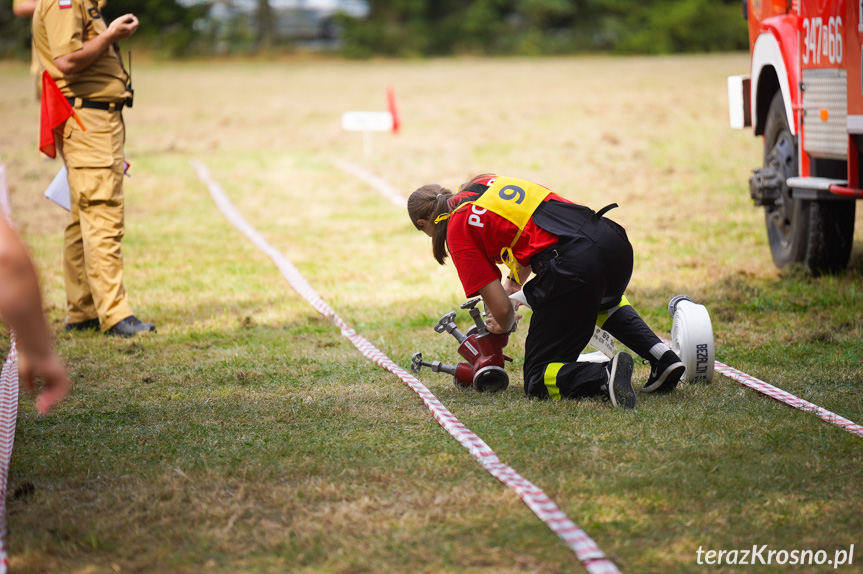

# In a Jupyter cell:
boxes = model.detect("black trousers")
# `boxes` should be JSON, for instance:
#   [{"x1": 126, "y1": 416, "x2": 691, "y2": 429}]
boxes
[{"x1": 521, "y1": 202, "x2": 661, "y2": 399}]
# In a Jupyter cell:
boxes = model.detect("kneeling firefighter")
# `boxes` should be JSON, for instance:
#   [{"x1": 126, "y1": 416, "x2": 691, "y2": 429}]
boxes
[{"x1": 407, "y1": 174, "x2": 685, "y2": 410}]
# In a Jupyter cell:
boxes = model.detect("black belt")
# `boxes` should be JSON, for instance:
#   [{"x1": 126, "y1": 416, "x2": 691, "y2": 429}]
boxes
[
  {"x1": 529, "y1": 204, "x2": 619, "y2": 274},
  {"x1": 530, "y1": 238, "x2": 577, "y2": 275},
  {"x1": 66, "y1": 97, "x2": 125, "y2": 112},
  {"x1": 530, "y1": 248, "x2": 558, "y2": 275}
]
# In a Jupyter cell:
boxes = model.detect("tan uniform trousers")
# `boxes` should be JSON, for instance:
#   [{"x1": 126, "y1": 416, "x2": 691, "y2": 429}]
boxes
[{"x1": 60, "y1": 105, "x2": 133, "y2": 331}]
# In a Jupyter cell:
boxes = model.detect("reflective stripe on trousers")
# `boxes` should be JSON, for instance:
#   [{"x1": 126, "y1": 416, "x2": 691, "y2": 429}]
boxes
[
  {"x1": 544, "y1": 362, "x2": 564, "y2": 401},
  {"x1": 596, "y1": 294, "x2": 631, "y2": 328}
]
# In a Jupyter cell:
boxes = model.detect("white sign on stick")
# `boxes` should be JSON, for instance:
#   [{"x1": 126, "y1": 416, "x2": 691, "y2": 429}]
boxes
[{"x1": 341, "y1": 111, "x2": 394, "y2": 132}]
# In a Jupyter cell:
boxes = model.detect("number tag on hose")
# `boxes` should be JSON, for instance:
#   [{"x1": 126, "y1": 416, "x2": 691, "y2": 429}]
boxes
[{"x1": 590, "y1": 326, "x2": 615, "y2": 359}]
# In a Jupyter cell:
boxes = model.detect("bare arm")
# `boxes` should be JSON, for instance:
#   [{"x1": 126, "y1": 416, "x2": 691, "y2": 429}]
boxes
[
  {"x1": 478, "y1": 280, "x2": 516, "y2": 335},
  {"x1": 54, "y1": 13, "x2": 138, "y2": 75},
  {"x1": 0, "y1": 218, "x2": 69, "y2": 414},
  {"x1": 502, "y1": 263, "x2": 532, "y2": 295},
  {"x1": 13, "y1": 0, "x2": 37, "y2": 18}
]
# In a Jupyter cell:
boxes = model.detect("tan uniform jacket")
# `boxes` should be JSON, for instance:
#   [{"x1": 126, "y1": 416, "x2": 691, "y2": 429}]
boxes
[{"x1": 31, "y1": 0, "x2": 128, "y2": 102}]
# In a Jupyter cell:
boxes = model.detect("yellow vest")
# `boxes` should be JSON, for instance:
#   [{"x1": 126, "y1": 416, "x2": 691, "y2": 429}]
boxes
[{"x1": 445, "y1": 177, "x2": 551, "y2": 284}]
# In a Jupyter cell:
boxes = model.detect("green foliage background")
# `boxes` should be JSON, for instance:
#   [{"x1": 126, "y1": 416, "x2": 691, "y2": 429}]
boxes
[
  {"x1": 1, "y1": 0, "x2": 748, "y2": 59},
  {"x1": 340, "y1": 0, "x2": 748, "y2": 58},
  {"x1": 0, "y1": 0, "x2": 32, "y2": 58},
  {"x1": 0, "y1": 0, "x2": 206, "y2": 59}
]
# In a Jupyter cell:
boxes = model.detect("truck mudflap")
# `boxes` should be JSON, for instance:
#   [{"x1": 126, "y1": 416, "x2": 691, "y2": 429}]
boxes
[{"x1": 728, "y1": 75, "x2": 751, "y2": 129}]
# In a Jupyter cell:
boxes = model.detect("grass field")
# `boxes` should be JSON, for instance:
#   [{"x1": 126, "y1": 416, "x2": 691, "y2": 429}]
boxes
[{"x1": 0, "y1": 53, "x2": 861, "y2": 573}]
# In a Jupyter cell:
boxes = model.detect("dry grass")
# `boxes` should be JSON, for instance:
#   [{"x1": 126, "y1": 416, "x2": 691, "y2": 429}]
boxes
[{"x1": 0, "y1": 53, "x2": 861, "y2": 573}]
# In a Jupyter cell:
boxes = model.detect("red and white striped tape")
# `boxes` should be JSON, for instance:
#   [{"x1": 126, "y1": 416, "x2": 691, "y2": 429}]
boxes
[
  {"x1": 0, "y1": 161, "x2": 12, "y2": 224},
  {"x1": 1, "y1": 166, "x2": 16, "y2": 573},
  {"x1": 714, "y1": 360, "x2": 863, "y2": 438},
  {"x1": 191, "y1": 159, "x2": 620, "y2": 574},
  {"x1": 0, "y1": 161, "x2": 11, "y2": 220},
  {"x1": 0, "y1": 337, "x2": 19, "y2": 574},
  {"x1": 660, "y1": 331, "x2": 863, "y2": 439}
]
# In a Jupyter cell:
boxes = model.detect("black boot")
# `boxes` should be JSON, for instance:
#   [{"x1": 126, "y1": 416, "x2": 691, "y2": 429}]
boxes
[
  {"x1": 65, "y1": 318, "x2": 100, "y2": 332},
  {"x1": 106, "y1": 316, "x2": 156, "y2": 337}
]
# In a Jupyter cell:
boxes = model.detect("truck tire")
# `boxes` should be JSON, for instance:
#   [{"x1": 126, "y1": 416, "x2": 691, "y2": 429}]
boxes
[{"x1": 762, "y1": 92, "x2": 855, "y2": 274}]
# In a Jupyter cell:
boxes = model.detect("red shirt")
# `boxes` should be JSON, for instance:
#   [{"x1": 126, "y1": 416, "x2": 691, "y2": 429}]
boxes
[{"x1": 446, "y1": 190, "x2": 570, "y2": 297}]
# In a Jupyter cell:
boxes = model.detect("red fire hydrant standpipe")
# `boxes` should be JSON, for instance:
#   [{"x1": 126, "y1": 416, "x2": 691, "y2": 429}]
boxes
[{"x1": 411, "y1": 298, "x2": 513, "y2": 393}]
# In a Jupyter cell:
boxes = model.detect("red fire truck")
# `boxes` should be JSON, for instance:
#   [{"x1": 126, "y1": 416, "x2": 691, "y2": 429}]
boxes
[{"x1": 728, "y1": 0, "x2": 862, "y2": 273}]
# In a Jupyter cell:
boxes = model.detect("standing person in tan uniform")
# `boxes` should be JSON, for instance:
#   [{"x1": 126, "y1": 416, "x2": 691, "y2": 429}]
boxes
[{"x1": 31, "y1": 0, "x2": 155, "y2": 337}]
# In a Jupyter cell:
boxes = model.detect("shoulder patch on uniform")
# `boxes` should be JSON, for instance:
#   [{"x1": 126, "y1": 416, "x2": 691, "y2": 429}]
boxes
[
  {"x1": 59, "y1": 0, "x2": 72, "y2": 8},
  {"x1": 88, "y1": 6, "x2": 101, "y2": 18}
]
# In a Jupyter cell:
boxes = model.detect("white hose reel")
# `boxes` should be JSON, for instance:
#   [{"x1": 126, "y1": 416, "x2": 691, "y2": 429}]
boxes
[{"x1": 668, "y1": 295, "x2": 715, "y2": 384}]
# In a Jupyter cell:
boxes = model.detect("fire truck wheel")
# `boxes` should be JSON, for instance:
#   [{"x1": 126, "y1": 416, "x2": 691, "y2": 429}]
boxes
[
  {"x1": 762, "y1": 92, "x2": 855, "y2": 274},
  {"x1": 802, "y1": 201, "x2": 855, "y2": 274}
]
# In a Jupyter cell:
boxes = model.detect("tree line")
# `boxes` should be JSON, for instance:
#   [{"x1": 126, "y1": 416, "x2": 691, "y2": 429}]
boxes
[{"x1": 0, "y1": 0, "x2": 748, "y2": 59}]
